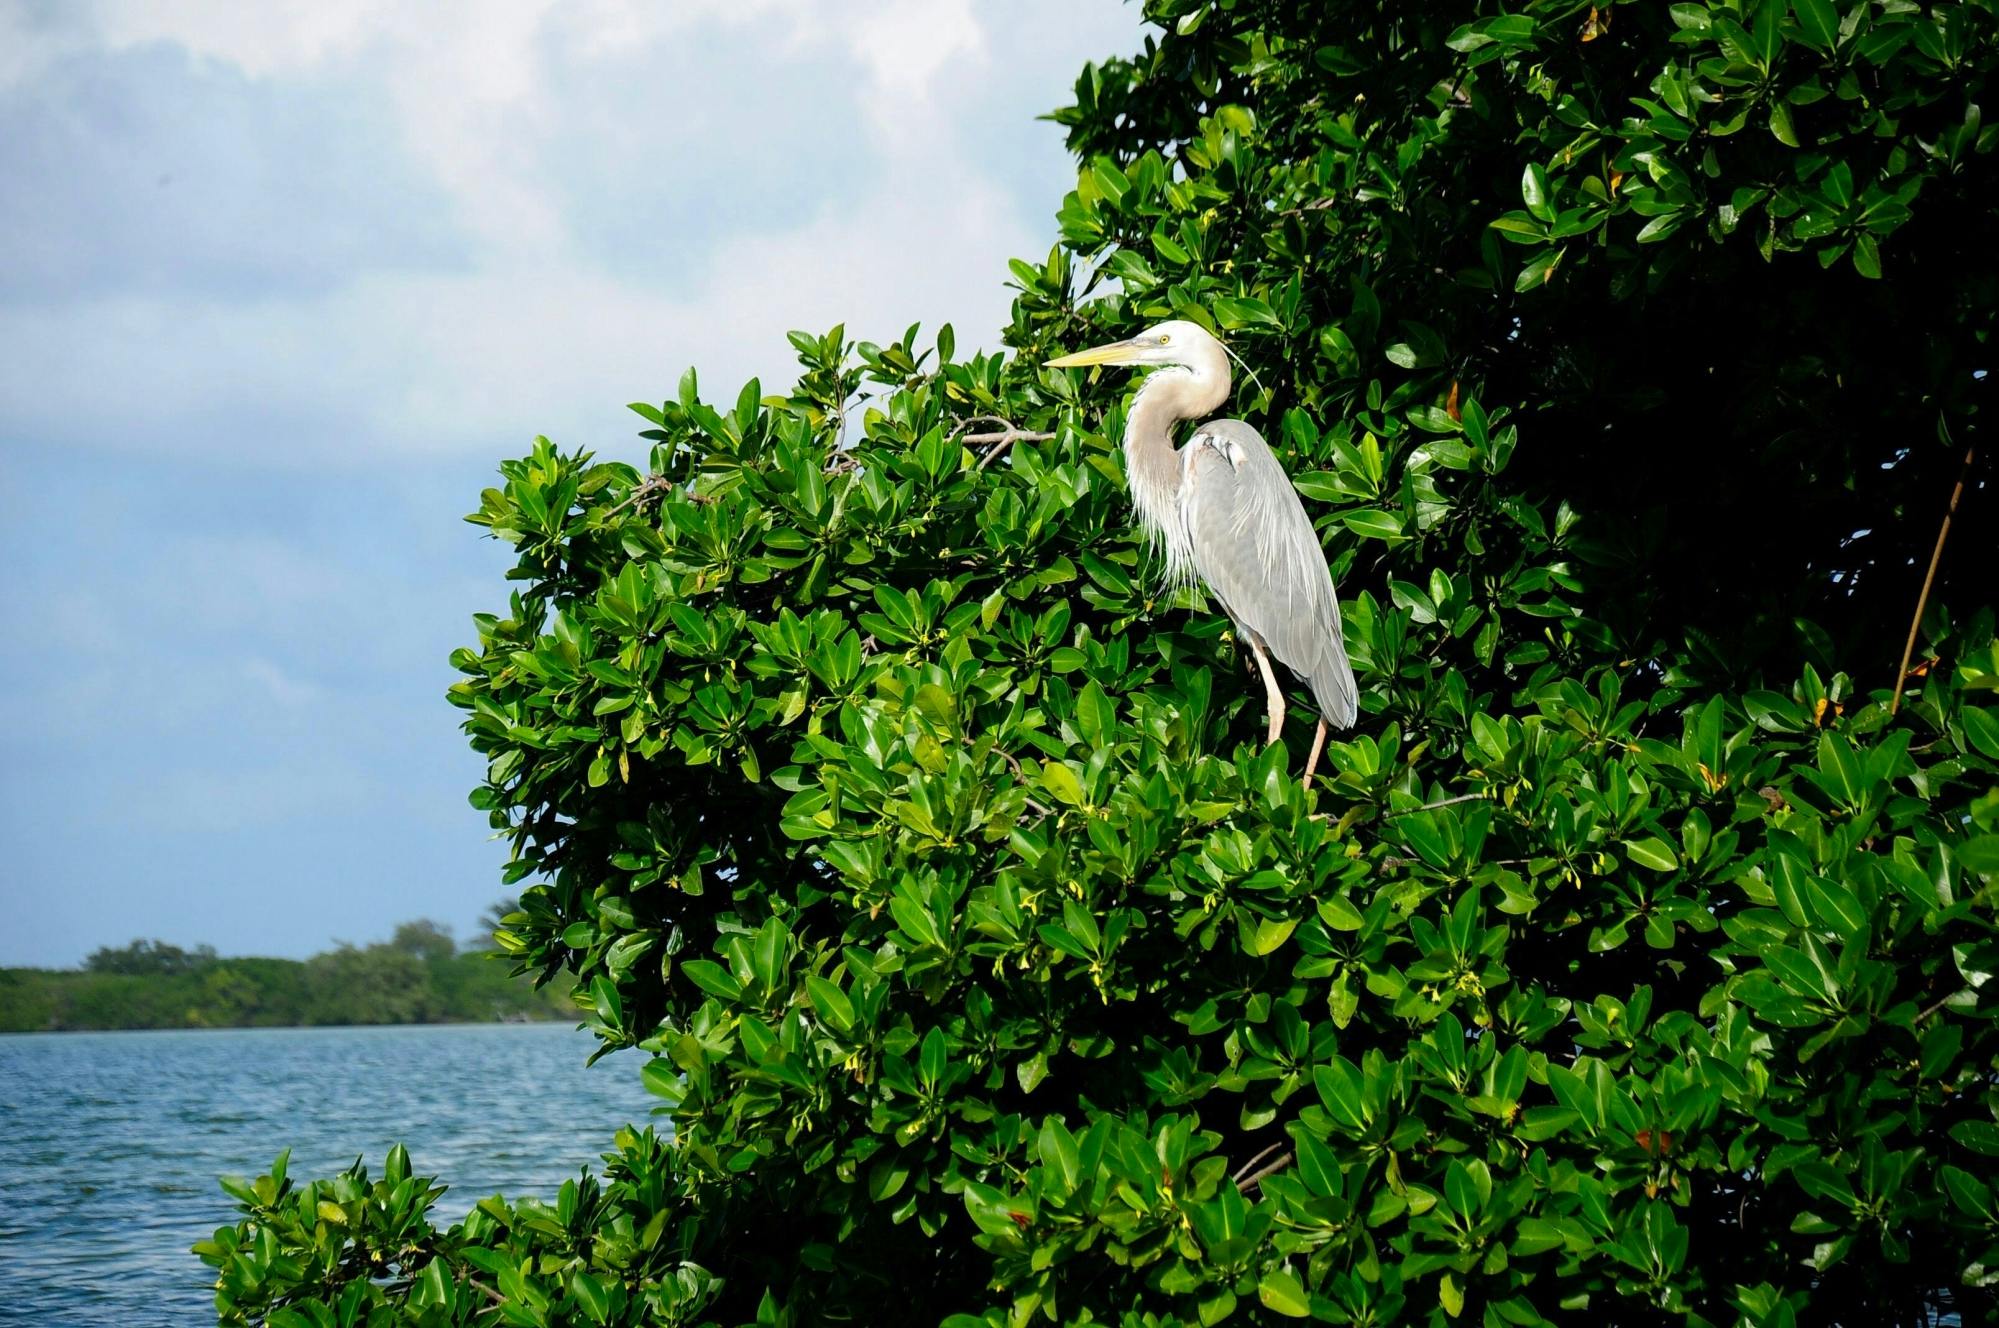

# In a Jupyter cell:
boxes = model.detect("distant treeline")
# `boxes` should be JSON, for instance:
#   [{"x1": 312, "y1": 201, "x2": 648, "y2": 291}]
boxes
[{"x1": 0, "y1": 915, "x2": 575, "y2": 1033}]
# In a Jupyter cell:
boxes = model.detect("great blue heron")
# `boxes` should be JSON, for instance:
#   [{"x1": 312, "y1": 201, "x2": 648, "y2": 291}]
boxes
[{"x1": 1045, "y1": 319, "x2": 1358, "y2": 781}]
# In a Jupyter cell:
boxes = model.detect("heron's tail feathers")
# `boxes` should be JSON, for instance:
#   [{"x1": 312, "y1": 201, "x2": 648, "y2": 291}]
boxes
[{"x1": 1307, "y1": 649, "x2": 1359, "y2": 730}]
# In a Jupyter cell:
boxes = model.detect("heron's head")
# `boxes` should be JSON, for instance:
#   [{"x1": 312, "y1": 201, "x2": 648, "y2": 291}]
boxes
[{"x1": 1043, "y1": 319, "x2": 1221, "y2": 372}]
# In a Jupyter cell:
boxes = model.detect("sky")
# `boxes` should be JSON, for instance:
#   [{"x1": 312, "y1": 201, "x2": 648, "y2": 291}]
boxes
[{"x1": 0, "y1": 0, "x2": 1149, "y2": 967}]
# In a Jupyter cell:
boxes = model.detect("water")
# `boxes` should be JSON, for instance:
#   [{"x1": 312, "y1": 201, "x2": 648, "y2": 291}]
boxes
[{"x1": 0, "y1": 1023, "x2": 661, "y2": 1326}]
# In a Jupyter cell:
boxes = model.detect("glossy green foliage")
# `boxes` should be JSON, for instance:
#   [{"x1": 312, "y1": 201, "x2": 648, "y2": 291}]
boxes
[
  {"x1": 197, "y1": 1135, "x2": 720, "y2": 1328},
  {"x1": 206, "y1": 1, "x2": 1999, "y2": 1324}
]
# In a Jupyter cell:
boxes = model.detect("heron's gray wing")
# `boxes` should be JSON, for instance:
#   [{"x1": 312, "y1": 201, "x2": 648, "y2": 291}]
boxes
[{"x1": 1181, "y1": 419, "x2": 1358, "y2": 728}]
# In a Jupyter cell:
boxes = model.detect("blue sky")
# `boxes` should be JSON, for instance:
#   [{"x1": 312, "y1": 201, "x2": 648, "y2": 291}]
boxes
[{"x1": 0, "y1": 0, "x2": 1148, "y2": 966}]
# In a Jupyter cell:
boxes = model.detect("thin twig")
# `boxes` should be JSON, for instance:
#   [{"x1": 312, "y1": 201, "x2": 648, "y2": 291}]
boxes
[
  {"x1": 993, "y1": 747, "x2": 1052, "y2": 818},
  {"x1": 971, "y1": 429, "x2": 1056, "y2": 468},
  {"x1": 1892, "y1": 443, "x2": 1977, "y2": 715},
  {"x1": 1388, "y1": 791, "x2": 1487, "y2": 815},
  {"x1": 1277, "y1": 198, "x2": 1339, "y2": 218},
  {"x1": 952, "y1": 414, "x2": 1056, "y2": 470},
  {"x1": 1237, "y1": 1151, "x2": 1293, "y2": 1194},
  {"x1": 1376, "y1": 854, "x2": 1528, "y2": 871},
  {"x1": 1231, "y1": 1141, "x2": 1288, "y2": 1185},
  {"x1": 603, "y1": 474, "x2": 678, "y2": 518},
  {"x1": 1916, "y1": 989, "x2": 1967, "y2": 1025}
]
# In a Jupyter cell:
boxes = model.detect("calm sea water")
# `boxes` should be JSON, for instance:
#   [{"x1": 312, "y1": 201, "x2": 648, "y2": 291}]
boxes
[{"x1": 0, "y1": 1023, "x2": 661, "y2": 1326}]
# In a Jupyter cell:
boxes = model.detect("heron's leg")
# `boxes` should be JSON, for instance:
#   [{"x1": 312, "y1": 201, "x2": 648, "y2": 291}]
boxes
[
  {"x1": 1244, "y1": 636, "x2": 1286, "y2": 746},
  {"x1": 1302, "y1": 718, "x2": 1329, "y2": 789}
]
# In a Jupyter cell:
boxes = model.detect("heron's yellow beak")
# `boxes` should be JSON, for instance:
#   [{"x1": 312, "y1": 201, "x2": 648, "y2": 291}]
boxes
[{"x1": 1043, "y1": 338, "x2": 1143, "y2": 368}]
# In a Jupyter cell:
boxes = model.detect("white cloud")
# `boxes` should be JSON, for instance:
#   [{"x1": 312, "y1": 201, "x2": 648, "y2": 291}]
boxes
[
  {"x1": 0, "y1": 0, "x2": 1138, "y2": 467},
  {"x1": 0, "y1": 166, "x2": 1023, "y2": 465},
  {"x1": 74, "y1": 0, "x2": 1011, "y2": 256},
  {"x1": 86, "y1": 0, "x2": 401, "y2": 76}
]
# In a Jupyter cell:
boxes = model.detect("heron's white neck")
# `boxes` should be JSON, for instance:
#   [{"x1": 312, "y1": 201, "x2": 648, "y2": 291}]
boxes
[{"x1": 1124, "y1": 360, "x2": 1229, "y2": 589}]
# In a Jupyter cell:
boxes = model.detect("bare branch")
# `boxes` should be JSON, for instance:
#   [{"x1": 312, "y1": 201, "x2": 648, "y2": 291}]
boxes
[
  {"x1": 951, "y1": 415, "x2": 1056, "y2": 470},
  {"x1": 603, "y1": 474, "x2": 677, "y2": 518},
  {"x1": 1237, "y1": 1151, "x2": 1293, "y2": 1194},
  {"x1": 1917, "y1": 989, "x2": 1967, "y2": 1025},
  {"x1": 1892, "y1": 442, "x2": 1978, "y2": 715},
  {"x1": 992, "y1": 747, "x2": 1052, "y2": 818},
  {"x1": 1278, "y1": 198, "x2": 1339, "y2": 218},
  {"x1": 1383, "y1": 791, "x2": 1487, "y2": 816},
  {"x1": 1231, "y1": 1141, "x2": 1288, "y2": 1185},
  {"x1": 605, "y1": 474, "x2": 712, "y2": 518}
]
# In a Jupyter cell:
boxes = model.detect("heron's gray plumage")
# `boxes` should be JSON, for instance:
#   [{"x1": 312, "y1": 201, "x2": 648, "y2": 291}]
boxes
[{"x1": 1181, "y1": 419, "x2": 1358, "y2": 728}]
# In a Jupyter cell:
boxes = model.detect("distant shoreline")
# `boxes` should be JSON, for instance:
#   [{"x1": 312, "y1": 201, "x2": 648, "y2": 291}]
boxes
[{"x1": 1, "y1": 923, "x2": 576, "y2": 1034}]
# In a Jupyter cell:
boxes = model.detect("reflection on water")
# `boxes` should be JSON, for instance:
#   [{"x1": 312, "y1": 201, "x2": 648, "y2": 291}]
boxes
[{"x1": 0, "y1": 1023, "x2": 658, "y2": 1325}]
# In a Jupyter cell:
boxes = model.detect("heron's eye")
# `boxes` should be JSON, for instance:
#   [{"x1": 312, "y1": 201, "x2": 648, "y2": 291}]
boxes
[{"x1": 1157, "y1": 333, "x2": 1171, "y2": 345}]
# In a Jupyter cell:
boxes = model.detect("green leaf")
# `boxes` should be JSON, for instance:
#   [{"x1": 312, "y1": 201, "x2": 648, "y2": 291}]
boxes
[
  {"x1": 570, "y1": 1271, "x2": 611, "y2": 1325},
  {"x1": 1317, "y1": 894, "x2": 1365, "y2": 931},
  {"x1": 1075, "y1": 681, "x2": 1116, "y2": 749},
  {"x1": 1440, "y1": 1270, "x2": 1464, "y2": 1318},
  {"x1": 1624, "y1": 837, "x2": 1681, "y2": 872},
  {"x1": 1770, "y1": 101, "x2": 1801, "y2": 147},
  {"x1": 806, "y1": 975, "x2": 855, "y2": 1032},
  {"x1": 1313, "y1": 1056, "x2": 1369, "y2": 1132},
  {"x1": 1942, "y1": 1165, "x2": 1996, "y2": 1221},
  {"x1": 1636, "y1": 214, "x2": 1684, "y2": 244},
  {"x1": 1959, "y1": 836, "x2": 1999, "y2": 877},
  {"x1": 1792, "y1": 0, "x2": 1838, "y2": 50},
  {"x1": 1042, "y1": 761, "x2": 1087, "y2": 807},
  {"x1": 1852, "y1": 232, "x2": 1882, "y2": 279},
  {"x1": 1962, "y1": 708, "x2": 1999, "y2": 760},
  {"x1": 1212, "y1": 295, "x2": 1282, "y2": 329},
  {"x1": 681, "y1": 959, "x2": 743, "y2": 1002},
  {"x1": 1522, "y1": 163, "x2": 1554, "y2": 223},
  {"x1": 1515, "y1": 247, "x2": 1563, "y2": 291},
  {"x1": 1241, "y1": 913, "x2": 1299, "y2": 957},
  {"x1": 1258, "y1": 1269, "x2": 1311, "y2": 1318},
  {"x1": 1343, "y1": 510, "x2": 1406, "y2": 541},
  {"x1": 1949, "y1": 1121, "x2": 1999, "y2": 1157},
  {"x1": 920, "y1": 1026, "x2": 949, "y2": 1089}
]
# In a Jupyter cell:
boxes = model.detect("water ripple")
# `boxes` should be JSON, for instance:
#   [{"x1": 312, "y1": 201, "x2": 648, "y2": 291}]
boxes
[{"x1": 0, "y1": 1024, "x2": 659, "y2": 1325}]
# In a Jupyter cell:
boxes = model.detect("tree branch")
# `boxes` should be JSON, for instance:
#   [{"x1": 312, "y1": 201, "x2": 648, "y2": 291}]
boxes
[
  {"x1": 1237, "y1": 1151, "x2": 1293, "y2": 1194},
  {"x1": 605, "y1": 474, "x2": 711, "y2": 518},
  {"x1": 953, "y1": 415, "x2": 1057, "y2": 470},
  {"x1": 1892, "y1": 442, "x2": 1977, "y2": 715},
  {"x1": 1231, "y1": 1141, "x2": 1288, "y2": 1185},
  {"x1": 993, "y1": 746, "x2": 1052, "y2": 818},
  {"x1": 603, "y1": 474, "x2": 677, "y2": 518},
  {"x1": 1385, "y1": 791, "x2": 1487, "y2": 816},
  {"x1": 1916, "y1": 989, "x2": 1967, "y2": 1025}
]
